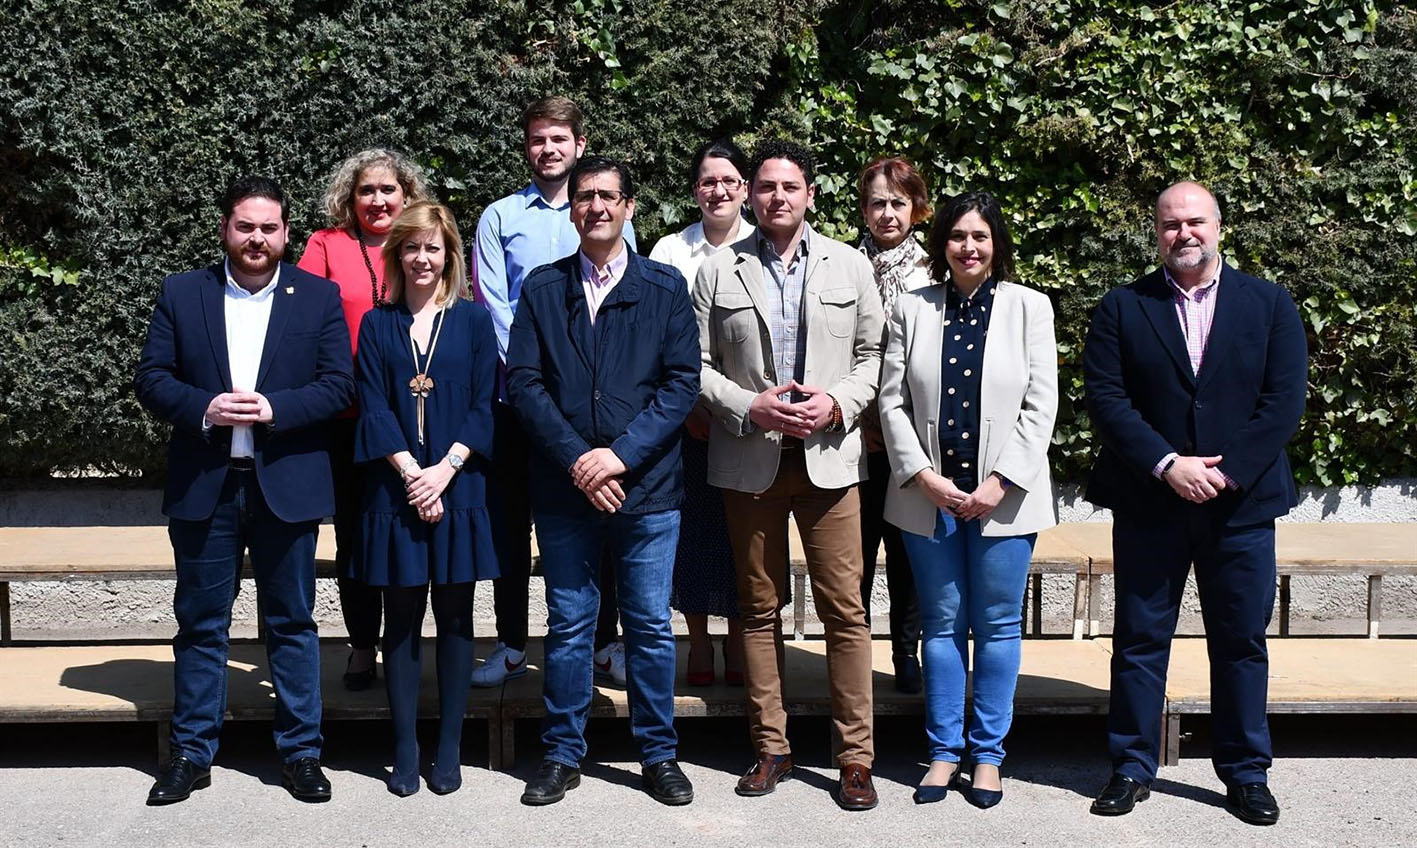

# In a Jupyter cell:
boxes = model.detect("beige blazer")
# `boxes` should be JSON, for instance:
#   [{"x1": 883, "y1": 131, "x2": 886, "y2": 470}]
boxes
[
  {"x1": 692, "y1": 227, "x2": 886, "y2": 493},
  {"x1": 878, "y1": 279, "x2": 1059, "y2": 537}
]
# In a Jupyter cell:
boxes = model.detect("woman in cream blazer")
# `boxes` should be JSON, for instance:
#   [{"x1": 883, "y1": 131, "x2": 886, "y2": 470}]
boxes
[{"x1": 878, "y1": 192, "x2": 1058, "y2": 808}]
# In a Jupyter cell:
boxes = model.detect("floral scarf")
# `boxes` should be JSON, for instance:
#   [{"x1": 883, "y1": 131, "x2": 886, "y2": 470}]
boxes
[{"x1": 860, "y1": 233, "x2": 930, "y2": 317}]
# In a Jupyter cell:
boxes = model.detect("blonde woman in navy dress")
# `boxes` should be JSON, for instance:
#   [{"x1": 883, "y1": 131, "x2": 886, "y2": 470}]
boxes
[{"x1": 354, "y1": 201, "x2": 499, "y2": 796}]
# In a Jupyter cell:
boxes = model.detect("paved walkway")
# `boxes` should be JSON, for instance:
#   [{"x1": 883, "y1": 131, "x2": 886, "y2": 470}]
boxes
[{"x1": 2, "y1": 714, "x2": 1412, "y2": 847}]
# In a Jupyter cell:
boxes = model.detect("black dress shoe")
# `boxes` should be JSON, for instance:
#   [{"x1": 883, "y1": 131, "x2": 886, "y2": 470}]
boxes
[
  {"x1": 147, "y1": 756, "x2": 211, "y2": 805},
  {"x1": 642, "y1": 759, "x2": 694, "y2": 806},
  {"x1": 1090, "y1": 773, "x2": 1149, "y2": 815},
  {"x1": 894, "y1": 655, "x2": 923, "y2": 694},
  {"x1": 1227, "y1": 782, "x2": 1280, "y2": 826},
  {"x1": 966, "y1": 783, "x2": 1003, "y2": 809},
  {"x1": 342, "y1": 652, "x2": 377, "y2": 692},
  {"x1": 281, "y1": 757, "x2": 332, "y2": 802},
  {"x1": 521, "y1": 760, "x2": 581, "y2": 806}
]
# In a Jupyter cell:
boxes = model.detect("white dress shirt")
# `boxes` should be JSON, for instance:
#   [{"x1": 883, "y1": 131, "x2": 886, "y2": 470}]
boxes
[
  {"x1": 221, "y1": 259, "x2": 279, "y2": 458},
  {"x1": 648, "y1": 218, "x2": 755, "y2": 288}
]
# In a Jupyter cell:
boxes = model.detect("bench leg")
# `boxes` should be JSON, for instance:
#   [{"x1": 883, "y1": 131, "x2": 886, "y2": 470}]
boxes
[
  {"x1": 793, "y1": 566, "x2": 807, "y2": 640},
  {"x1": 1161, "y1": 712, "x2": 1180, "y2": 767},
  {"x1": 1072, "y1": 573, "x2": 1088, "y2": 639},
  {"x1": 1088, "y1": 574, "x2": 1103, "y2": 638},
  {"x1": 1278, "y1": 574, "x2": 1290, "y2": 637},
  {"x1": 156, "y1": 721, "x2": 172, "y2": 770},
  {"x1": 1, "y1": 581, "x2": 10, "y2": 646},
  {"x1": 487, "y1": 713, "x2": 505, "y2": 771},
  {"x1": 1368, "y1": 575, "x2": 1383, "y2": 639},
  {"x1": 1031, "y1": 573, "x2": 1043, "y2": 636},
  {"x1": 496, "y1": 715, "x2": 516, "y2": 772}
]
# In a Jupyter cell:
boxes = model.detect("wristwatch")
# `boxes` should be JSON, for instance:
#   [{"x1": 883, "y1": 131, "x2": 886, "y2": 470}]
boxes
[{"x1": 446, "y1": 453, "x2": 465, "y2": 471}]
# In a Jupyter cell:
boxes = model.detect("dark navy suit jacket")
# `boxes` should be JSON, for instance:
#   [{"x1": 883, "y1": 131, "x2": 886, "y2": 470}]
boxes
[
  {"x1": 1082, "y1": 263, "x2": 1308, "y2": 526},
  {"x1": 134, "y1": 261, "x2": 355, "y2": 523},
  {"x1": 506, "y1": 249, "x2": 700, "y2": 517}
]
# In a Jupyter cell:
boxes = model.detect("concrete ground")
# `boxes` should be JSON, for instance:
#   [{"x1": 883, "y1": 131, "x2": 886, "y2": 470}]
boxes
[{"x1": 2, "y1": 713, "x2": 1413, "y2": 847}]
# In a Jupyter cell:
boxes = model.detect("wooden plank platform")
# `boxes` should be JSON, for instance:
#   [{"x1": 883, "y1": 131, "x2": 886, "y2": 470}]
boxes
[{"x1": 495, "y1": 638, "x2": 1113, "y2": 767}]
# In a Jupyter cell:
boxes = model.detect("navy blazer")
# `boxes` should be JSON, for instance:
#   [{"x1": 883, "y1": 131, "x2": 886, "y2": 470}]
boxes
[
  {"x1": 134, "y1": 261, "x2": 356, "y2": 523},
  {"x1": 506, "y1": 249, "x2": 701, "y2": 516},
  {"x1": 1082, "y1": 263, "x2": 1308, "y2": 526}
]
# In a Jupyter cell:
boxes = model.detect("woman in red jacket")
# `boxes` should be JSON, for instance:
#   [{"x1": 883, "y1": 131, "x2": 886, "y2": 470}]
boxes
[{"x1": 298, "y1": 148, "x2": 430, "y2": 690}]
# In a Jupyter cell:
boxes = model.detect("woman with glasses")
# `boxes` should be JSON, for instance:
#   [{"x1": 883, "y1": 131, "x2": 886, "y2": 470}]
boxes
[
  {"x1": 298, "y1": 149, "x2": 430, "y2": 691},
  {"x1": 878, "y1": 191, "x2": 1058, "y2": 807},
  {"x1": 649, "y1": 138, "x2": 756, "y2": 686},
  {"x1": 855, "y1": 156, "x2": 931, "y2": 694}
]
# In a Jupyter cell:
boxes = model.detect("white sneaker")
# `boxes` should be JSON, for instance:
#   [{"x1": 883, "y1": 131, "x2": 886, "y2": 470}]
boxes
[
  {"x1": 469, "y1": 642, "x2": 527, "y2": 687},
  {"x1": 593, "y1": 641, "x2": 627, "y2": 688}
]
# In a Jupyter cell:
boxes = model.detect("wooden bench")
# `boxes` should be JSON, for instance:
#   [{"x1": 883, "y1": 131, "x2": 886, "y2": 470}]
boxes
[
  {"x1": 0, "y1": 525, "x2": 340, "y2": 644},
  {"x1": 788, "y1": 525, "x2": 1092, "y2": 639},
  {"x1": 0, "y1": 639, "x2": 503, "y2": 767},
  {"x1": 1046, "y1": 522, "x2": 1417, "y2": 638},
  {"x1": 496, "y1": 637, "x2": 1114, "y2": 768}
]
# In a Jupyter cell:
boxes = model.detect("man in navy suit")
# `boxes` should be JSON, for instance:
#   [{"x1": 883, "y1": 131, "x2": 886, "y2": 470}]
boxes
[
  {"x1": 134, "y1": 176, "x2": 355, "y2": 804},
  {"x1": 1083, "y1": 182, "x2": 1307, "y2": 825}
]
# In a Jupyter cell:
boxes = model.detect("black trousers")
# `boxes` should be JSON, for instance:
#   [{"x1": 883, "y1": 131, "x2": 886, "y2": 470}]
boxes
[
  {"x1": 858, "y1": 449, "x2": 921, "y2": 659},
  {"x1": 330, "y1": 418, "x2": 382, "y2": 651}
]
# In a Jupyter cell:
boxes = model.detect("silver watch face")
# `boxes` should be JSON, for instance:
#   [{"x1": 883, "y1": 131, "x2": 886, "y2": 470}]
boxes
[{"x1": 447, "y1": 454, "x2": 464, "y2": 470}]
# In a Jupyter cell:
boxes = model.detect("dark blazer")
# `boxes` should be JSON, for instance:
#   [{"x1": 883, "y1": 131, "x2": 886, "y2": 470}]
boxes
[
  {"x1": 1082, "y1": 263, "x2": 1307, "y2": 526},
  {"x1": 134, "y1": 261, "x2": 355, "y2": 523},
  {"x1": 506, "y1": 248, "x2": 701, "y2": 516}
]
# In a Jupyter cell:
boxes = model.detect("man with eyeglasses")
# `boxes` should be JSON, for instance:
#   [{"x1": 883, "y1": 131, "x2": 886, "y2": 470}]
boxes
[
  {"x1": 507, "y1": 156, "x2": 700, "y2": 807},
  {"x1": 692, "y1": 139, "x2": 886, "y2": 810},
  {"x1": 473, "y1": 96, "x2": 636, "y2": 690}
]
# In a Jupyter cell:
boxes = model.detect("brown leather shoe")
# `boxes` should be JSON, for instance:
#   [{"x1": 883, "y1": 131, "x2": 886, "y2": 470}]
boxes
[
  {"x1": 735, "y1": 753, "x2": 793, "y2": 796},
  {"x1": 835, "y1": 763, "x2": 879, "y2": 810}
]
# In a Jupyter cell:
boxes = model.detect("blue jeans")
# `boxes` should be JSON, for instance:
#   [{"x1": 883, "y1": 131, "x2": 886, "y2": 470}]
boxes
[
  {"x1": 901, "y1": 511, "x2": 1034, "y2": 766},
  {"x1": 535, "y1": 508, "x2": 680, "y2": 767},
  {"x1": 167, "y1": 469, "x2": 323, "y2": 768}
]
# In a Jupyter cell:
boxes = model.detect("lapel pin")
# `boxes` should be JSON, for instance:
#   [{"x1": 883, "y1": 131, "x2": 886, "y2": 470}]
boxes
[{"x1": 285, "y1": 286, "x2": 295, "y2": 294}]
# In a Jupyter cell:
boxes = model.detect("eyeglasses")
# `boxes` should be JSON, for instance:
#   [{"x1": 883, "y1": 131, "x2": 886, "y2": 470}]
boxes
[
  {"x1": 571, "y1": 189, "x2": 628, "y2": 207},
  {"x1": 696, "y1": 176, "x2": 743, "y2": 192}
]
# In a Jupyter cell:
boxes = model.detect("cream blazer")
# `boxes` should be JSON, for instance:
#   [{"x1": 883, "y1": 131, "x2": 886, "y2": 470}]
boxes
[
  {"x1": 878, "y1": 279, "x2": 1059, "y2": 537},
  {"x1": 692, "y1": 228, "x2": 886, "y2": 493}
]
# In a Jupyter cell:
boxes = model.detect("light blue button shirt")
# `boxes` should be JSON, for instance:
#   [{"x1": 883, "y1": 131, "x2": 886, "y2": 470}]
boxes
[{"x1": 475, "y1": 183, "x2": 637, "y2": 365}]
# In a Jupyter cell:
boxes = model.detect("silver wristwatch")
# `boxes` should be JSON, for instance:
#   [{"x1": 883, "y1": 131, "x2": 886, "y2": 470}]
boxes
[{"x1": 446, "y1": 453, "x2": 464, "y2": 471}]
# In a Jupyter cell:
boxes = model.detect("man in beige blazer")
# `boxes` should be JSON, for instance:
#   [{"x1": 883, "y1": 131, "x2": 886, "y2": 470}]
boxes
[{"x1": 691, "y1": 140, "x2": 885, "y2": 810}]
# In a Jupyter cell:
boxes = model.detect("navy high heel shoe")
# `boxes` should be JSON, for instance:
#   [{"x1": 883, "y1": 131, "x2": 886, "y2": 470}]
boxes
[
  {"x1": 912, "y1": 767, "x2": 960, "y2": 804},
  {"x1": 428, "y1": 762, "x2": 462, "y2": 795}
]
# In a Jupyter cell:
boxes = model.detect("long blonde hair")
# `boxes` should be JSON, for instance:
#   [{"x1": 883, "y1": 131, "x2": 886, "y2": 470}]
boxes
[
  {"x1": 381, "y1": 202, "x2": 467, "y2": 308},
  {"x1": 319, "y1": 148, "x2": 431, "y2": 232}
]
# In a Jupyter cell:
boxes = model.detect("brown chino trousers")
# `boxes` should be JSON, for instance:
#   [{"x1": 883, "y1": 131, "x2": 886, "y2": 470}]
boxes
[{"x1": 722, "y1": 447, "x2": 874, "y2": 766}]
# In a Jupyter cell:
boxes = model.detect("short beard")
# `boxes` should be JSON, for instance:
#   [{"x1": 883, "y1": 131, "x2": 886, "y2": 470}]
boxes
[
  {"x1": 228, "y1": 245, "x2": 278, "y2": 278},
  {"x1": 1164, "y1": 243, "x2": 1216, "y2": 272}
]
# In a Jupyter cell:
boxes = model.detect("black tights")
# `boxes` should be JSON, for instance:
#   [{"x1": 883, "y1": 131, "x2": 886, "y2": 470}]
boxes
[{"x1": 382, "y1": 582, "x2": 476, "y2": 776}]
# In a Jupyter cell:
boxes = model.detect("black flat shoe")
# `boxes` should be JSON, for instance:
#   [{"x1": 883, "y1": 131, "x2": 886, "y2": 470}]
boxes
[
  {"x1": 342, "y1": 652, "x2": 377, "y2": 692},
  {"x1": 642, "y1": 759, "x2": 694, "y2": 806},
  {"x1": 521, "y1": 760, "x2": 581, "y2": 806},
  {"x1": 1090, "y1": 773, "x2": 1149, "y2": 816},
  {"x1": 1227, "y1": 782, "x2": 1280, "y2": 826},
  {"x1": 147, "y1": 756, "x2": 211, "y2": 805},
  {"x1": 282, "y1": 757, "x2": 332, "y2": 802},
  {"x1": 894, "y1": 655, "x2": 923, "y2": 694}
]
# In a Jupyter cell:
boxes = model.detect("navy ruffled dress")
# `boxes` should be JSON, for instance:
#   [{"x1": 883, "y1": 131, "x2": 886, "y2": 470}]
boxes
[{"x1": 353, "y1": 298, "x2": 500, "y2": 587}]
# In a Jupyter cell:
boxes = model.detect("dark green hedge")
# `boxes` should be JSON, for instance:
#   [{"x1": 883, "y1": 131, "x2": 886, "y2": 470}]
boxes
[{"x1": 2, "y1": 0, "x2": 1414, "y2": 485}]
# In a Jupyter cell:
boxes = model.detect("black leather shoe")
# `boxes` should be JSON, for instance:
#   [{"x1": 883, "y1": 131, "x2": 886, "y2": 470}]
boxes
[
  {"x1": 966, "y1": 783, "x2": 1003, "y2": 809},
  {"x1": 894, "y1": 655, "x2": 923, "y2": 694},
  {"x1": 281, "y1": 757, "x2": 332, "y2": 802},
  {"x1": 642, "y1": 759, "x2": 694, "y2": 806},
  {"x1": 1227, "y1": 782, "x2": 1280, "y2": 826},
  {"x1": 1090, "y1": 773, "x2": 1149, "y2": 815},
  {"x1": 521, "y1": 760, "x2": 581, "y2": 806},
  {"x1": 147, "y1": 756, "x2": 211, "y2": 805},
  {"x1": 342, "y1": 651, "x2": 377, "y2": 692}
]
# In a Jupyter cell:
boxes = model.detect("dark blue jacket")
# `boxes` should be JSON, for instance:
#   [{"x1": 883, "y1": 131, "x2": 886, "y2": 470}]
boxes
[
  {"x1": 1082, "y1": 263, "x2": 1308, "y2": 526},
  {"x1": 506, "y1": 249, "x2": 700, "y2": 516},
  {"x1": 134, "y1": 262, "x2": 355, "y2": 523}
]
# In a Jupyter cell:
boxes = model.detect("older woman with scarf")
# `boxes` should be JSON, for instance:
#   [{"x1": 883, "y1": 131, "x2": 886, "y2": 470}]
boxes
[{"x1": 855, "y1": 156, "x2": 931, "y2": 693}]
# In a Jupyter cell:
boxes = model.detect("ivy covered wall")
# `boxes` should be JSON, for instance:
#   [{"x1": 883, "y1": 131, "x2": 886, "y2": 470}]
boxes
[{"x1": 1, "y1": 0, "x2": 1413, "y2": 484}]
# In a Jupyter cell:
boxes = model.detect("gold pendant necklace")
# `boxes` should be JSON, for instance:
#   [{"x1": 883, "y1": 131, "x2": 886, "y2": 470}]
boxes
[{"x1": 408, "y1": 305, "x2": 447, "y2": 446}]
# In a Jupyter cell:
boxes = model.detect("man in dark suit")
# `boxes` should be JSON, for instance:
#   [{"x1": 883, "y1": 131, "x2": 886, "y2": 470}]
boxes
[
  {"x1": 1082, "y1": 181, "x2": 1307, "y2": 825},
  {"x1": 134, "y1": 176, "x2": 355, "y2": 804}
]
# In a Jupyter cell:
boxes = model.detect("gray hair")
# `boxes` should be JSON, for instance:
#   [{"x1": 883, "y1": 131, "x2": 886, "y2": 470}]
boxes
[{"x1": 319, "y1": 148, "x2": 431, "y2": 231}]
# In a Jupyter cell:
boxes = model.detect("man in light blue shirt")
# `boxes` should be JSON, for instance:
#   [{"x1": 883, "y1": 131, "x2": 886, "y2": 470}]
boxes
[{"x1": 471, "y1": 96, "x2": 636, "y2": 687}]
